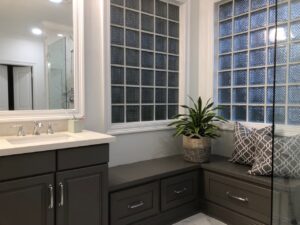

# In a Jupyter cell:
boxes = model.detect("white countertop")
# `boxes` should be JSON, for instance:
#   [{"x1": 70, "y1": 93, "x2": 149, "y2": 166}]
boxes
[{"x1": 0, "y1": 130, "x2": 116, "y2": 157}]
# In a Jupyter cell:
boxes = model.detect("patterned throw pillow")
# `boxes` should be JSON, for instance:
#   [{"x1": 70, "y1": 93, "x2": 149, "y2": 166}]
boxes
[
  {"x1": 249, "y1": 134, "x2": 300, "y2": 177},
  {"x1": 230, "y1": 122, "x2": 272, "y2": 166},
  {"x1": 248, "y1": 130, "x2": 273, "y2": 176},
  {"x1": 274, "y1": 135, "x2": 300, "y2": 178}
]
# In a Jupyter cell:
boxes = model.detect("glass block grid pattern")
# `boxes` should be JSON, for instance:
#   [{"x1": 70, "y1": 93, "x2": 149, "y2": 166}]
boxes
[
  {"x1": 217, "y1": 0, "x2": 300, "y2": 125},
  {"x1": 111, "y1": 0, "x2": 180, "y2": 123}
]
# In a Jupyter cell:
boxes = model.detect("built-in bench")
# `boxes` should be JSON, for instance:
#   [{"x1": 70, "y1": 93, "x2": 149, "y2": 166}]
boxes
[
  {"x1": 109, "y1": 155, "x2": 201, "y2": 225},
  {"x1": 202, "y1": 156, "x2": 300, "y2": 225},
  {"x1": 108, "y1": 155, "x2": 273, "y2": 225},
  {"x1": 201, "y1": 155, "x2": 271, "y2": 225}
]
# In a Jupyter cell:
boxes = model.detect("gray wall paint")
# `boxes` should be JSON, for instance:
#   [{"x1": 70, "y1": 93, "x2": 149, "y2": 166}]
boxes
[
  {"x1": 188, "y1": 0, "x2": 200, "y2": 99},
  {"x1": 84, "y1": 0, "x2": 104, "y2": 133},
  {"x1": 109, "y1": 130, "x2": 182, "y2": 167},
  {"x1": 212, "y1": 130, "x2": 234, "y2": 158}
]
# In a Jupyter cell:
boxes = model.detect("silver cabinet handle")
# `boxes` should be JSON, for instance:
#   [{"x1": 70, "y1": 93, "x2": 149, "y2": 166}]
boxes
[
  {"x1": 174, "y1": 187, "x2": 187, "y2": 194},
  {"x1": 48, "y1": 185, "x2": 54, "y2": 209},
  {"x1": 226, "y1": 191, "x2": 248, "y2": 203},
  {"x1": 59, "y1": 182, "x2": 64, "y2": 207},
  {"x1": 128, "y1": 201, "x2": 144, "y2": 209}
]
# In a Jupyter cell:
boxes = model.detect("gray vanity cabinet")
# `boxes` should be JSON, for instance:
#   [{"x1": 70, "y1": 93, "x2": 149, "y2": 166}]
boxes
[
  {"x1": 0, "y1": 174, "x2": 55, "y2": 225},
  {"x1": 56, "y1": 165, "x2": 108, "y2": 225},
  {"x1": 0, "y1": 144, "x2": 109, "y2": 225}
]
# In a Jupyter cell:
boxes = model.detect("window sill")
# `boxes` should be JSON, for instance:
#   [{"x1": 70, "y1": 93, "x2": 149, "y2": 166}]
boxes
[
  {"x1": 217, "y1": 121, "x2": 300, "y2": 137},
  {"x1": 107, "y1": 121, "x2": 175, "y2": 135},
  {"x1": 108, "y1": 120, "x2": 300, "y2": 136}
]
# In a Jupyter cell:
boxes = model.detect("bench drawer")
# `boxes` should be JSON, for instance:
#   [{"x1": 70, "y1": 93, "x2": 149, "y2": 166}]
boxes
[
  {"x1": 110, "y1": 182, "x2": 159, "y2": 225},
  {"x1": 161, "y1": 171, "x2": 198, "y2": 211},
  {"x1": 204, "y1": 171, "x2": 271, "y2": 224}
]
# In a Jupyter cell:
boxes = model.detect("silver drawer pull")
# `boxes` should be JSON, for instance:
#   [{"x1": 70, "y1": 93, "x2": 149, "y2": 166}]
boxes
[
  {"x1": 226, "y1": 191, "x2": 248, "y2": 203},
  {"x1": 128, "y1": 201, "x2": 144, "y2": 209},
  {"x1": 174, "y1": 187, "x2": 187, "y2": 194},
  {"x1": 48, "y1": 185, "x2": 54, "y2": 209},
  {"x1": 59, "y1": 182, "x2": 64, "y2": 207}
]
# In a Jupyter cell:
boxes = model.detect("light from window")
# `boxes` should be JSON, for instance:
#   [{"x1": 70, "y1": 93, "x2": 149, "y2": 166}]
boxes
[{"x1": 216, "y1": 0, "x2": 300, "y2": 125}]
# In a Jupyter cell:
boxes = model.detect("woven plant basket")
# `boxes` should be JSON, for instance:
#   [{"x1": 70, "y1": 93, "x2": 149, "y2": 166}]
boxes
[{"x1": 183, "y1": 136, "x2": 211, "y2": 163}]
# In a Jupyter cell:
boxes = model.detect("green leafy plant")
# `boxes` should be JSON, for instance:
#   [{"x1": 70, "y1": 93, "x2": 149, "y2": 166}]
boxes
[{"x1": 168, "y1": 97, "x2": 227, "y2": 139}]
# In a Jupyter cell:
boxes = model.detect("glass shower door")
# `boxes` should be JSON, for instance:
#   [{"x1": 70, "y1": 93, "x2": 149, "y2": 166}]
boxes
[
  {"x1": 272, "y1": 0, "x2": 300, "y2": 224},
  {"x1": 48, "y1": 37, "x2": 68, "y2": 109}
]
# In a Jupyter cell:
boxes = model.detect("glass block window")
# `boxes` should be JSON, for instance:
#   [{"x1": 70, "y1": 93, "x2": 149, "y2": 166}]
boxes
[
  {"x1": 216, "y1": 0, "x2": 300, "y2": 125},
  {"x1": 111, "y1": 0, "x2": 180, "y2": 124}
]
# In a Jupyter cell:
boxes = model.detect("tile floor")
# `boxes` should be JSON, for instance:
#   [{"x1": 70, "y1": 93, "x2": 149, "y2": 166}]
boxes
[{"x1": 174, "y1": 213, "x2": 227, "y2": 225}]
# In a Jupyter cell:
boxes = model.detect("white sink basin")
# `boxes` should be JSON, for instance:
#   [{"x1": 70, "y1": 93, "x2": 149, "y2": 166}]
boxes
[{"x1": 6, "y1": 133, "x2": 74, "y2": 145}]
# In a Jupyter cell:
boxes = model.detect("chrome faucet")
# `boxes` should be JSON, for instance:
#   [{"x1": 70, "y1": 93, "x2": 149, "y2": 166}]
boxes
[
  {"x1": 47, "y1": 122, "x2": 54, "y2": 135},
  {"x1": 33, "y1": 121, "x2": 43, "y2": 135},
  {"x1": 13, "y1": 125, "x2": 26, "y2": 136}
]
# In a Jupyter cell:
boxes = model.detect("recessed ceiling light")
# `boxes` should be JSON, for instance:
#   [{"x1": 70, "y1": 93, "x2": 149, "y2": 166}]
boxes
[
  {"x1": 49, "y1": 0, "x2": 63, "y2": 3},
  {"x1": 57, "y1": 34, "x2": 64, "y2": 37},
  {"x1": 31, "y1": 28, "x2": 43, "y2": 36}
]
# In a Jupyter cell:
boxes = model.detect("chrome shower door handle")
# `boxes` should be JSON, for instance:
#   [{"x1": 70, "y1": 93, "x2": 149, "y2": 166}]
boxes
[
  {"x1": 48, "y1": 185, "x2": 54, "y2": 209},
  {"x1": 58, "y1": 182, "x2": 64, "y2": 207}
]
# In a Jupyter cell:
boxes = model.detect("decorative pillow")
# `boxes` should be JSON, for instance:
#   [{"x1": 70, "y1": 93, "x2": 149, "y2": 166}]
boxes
[
  {"x1": 248, "y1": 130, "x2": 273, "y2": 176},
  {"x1": 274, "y1": 135, "x2": 300, "y2": 178},
  {"x1": 230, "y1": 123, "x2": 272, "y2": 166}
]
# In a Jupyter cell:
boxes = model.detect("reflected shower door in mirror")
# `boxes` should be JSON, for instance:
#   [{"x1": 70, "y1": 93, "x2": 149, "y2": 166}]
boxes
[{"x1": 0, "y1": 0, "x2": 74, "y2": 111}]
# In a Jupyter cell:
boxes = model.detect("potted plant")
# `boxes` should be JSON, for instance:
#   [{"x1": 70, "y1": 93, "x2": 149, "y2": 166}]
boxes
[{"x1": 168, "y1": 97, "x2": 227, "y2": 163}]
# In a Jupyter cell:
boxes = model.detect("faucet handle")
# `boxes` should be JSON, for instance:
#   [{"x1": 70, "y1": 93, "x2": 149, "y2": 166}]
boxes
[
  {"x1": 12, "y1": 125, "x2": 26, "y2": 136},
  {"x1": 34, "y1": 121, "x2": 43, "y2": 127},
  {"x1": 33, "y1": 121, "x2": 43, "y2": 135},
  {"x1": 47, "y1": 122, "x2": 54, "y2": 135}
]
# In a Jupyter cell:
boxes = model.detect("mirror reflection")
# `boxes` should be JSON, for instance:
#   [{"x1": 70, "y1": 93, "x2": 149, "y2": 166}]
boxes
[{"x1": 0, "y1": 0, "x2": 74, "y2": 111}]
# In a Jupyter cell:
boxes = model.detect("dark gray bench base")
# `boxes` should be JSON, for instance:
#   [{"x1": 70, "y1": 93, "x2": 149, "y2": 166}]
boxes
[
  {"x1": 108, "y1": 155, "x2": 273, "y2": 225},
  {"x1": 201, "y1": 155, "x2": 272, "y2": 225},
  {"x1": 109, "y1": 155, "x2": 202, "y2": 225}
]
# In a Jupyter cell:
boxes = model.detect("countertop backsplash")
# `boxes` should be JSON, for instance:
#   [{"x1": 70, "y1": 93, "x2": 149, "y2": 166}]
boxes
[{"x1": 0, "y1": 120, "x2": 68, "y2": 137}]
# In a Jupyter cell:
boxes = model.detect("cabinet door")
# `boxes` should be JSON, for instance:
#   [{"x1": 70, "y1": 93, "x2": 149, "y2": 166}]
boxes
[
  {"x1": 0, "y1": 174, "x2": 55, "y2": 225},
  {"x1": 56, "y1": 165, "x2": 108, "y2": 225}
]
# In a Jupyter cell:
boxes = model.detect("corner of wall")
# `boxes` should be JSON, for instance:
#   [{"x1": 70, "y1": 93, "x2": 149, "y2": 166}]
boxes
[{"x1": 84, "y1": 0, "x2": 106, "y2": 133}]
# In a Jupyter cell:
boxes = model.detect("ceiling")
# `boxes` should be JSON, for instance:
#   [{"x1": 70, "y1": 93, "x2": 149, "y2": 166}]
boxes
[{"x1": 0, "y1": 0, "x2": 73, "y2": 39}]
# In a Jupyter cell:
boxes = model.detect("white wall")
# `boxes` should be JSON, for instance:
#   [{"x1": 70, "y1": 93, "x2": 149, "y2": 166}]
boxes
[
  {"x1": 84, "y1": 0, "x2": 201, "y2": 167},
  {"x1": 0, "y1": 36, "x2": 47, "y2": 110},
  {"x1": 198, "y1": 0, "x2": 235, "y2": 157},
  {"x1": 212, "y1": 130, "x2": 234, "y2": 157},
  {"x1": 188, "y1": 0, "x2": 200, "y2": 99}
]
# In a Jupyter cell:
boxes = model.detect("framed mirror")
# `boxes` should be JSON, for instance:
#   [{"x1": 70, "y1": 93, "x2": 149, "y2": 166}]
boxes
[{"x1": 0, "y1": 0, "x2": 84, "y2": 122}]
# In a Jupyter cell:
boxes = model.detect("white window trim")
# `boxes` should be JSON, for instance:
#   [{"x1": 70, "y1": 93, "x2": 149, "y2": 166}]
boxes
[
  {"x1": 217, "y1": 121, "x2": 300, "y2": 136},
  {"x1": 198, "y1": 0, "x2": 300, "y2": 137},
  {"x1": 104, "y1": 0, "x2": 192, "y2": 135}
]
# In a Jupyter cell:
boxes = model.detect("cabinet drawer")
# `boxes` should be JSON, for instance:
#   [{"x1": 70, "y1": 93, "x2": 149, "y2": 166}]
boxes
[
  {"x1": 161, "y1": 171, "x2": 198, "y2": 211},
  {"x1": 204, "y1": 171, "x2": 271, "y2": 224},
  {"x1": 110, "y1": 182, "x2": 159, "y2": 225},
  {"x1": 57, "y1": 144, "x2": 109, "y2": 170},
  {"x1": 0, "y1": 151, "x2": 55, "y2": 181}
]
